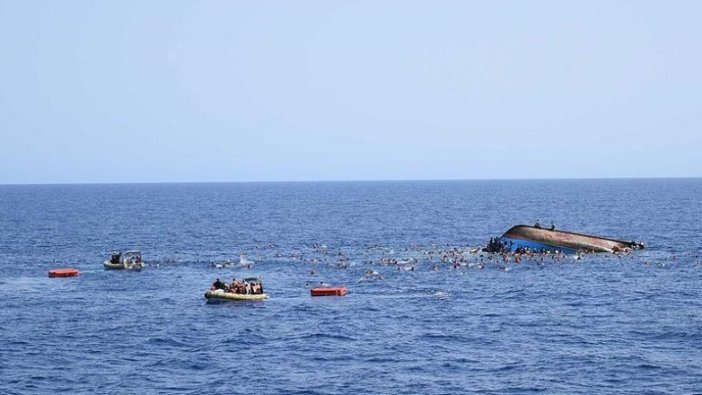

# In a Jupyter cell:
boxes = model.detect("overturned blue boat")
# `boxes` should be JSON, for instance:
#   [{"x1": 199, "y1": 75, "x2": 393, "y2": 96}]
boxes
[{"x1": 495, "y1": 225, "x2": 643, "y2": 254}]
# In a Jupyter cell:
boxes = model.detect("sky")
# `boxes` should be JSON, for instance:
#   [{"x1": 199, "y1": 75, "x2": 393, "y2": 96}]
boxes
[{"x1": 0, "y1": 1, "x2": 700, "y2": 184}]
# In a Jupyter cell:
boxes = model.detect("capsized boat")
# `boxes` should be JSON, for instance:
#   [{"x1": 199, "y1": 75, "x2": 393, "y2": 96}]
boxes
[
  {"x1": 497, "y1": 225, "x2": 644, "y2": 253},
  {"x1": 103, "y1": 250, "x2": 146, "y2": 271}
]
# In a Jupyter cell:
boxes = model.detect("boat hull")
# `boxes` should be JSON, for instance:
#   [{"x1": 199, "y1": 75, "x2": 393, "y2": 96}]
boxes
[
  {"x1": 103, "y1": 261, "x2": 125, "y2": 270},
  {"x1": 204, "y1": 290, "x2": 269, "y2": 301},
  {"x1": 103, "y1": 261, "x2": 145, "y2": 270},
  {"x1": 500, "y1": 225, "x2": 637, "y2": 253}
]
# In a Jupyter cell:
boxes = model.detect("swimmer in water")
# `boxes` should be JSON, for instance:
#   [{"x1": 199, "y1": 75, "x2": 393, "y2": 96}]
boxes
[{"x1": 361, "y1": 270, "x2": 383, "y2": 281}]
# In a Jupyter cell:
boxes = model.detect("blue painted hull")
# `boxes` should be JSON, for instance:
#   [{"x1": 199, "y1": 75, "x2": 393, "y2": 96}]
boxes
[{"x1": 500, "y1": 236, "x2": 578, "y2": 254}]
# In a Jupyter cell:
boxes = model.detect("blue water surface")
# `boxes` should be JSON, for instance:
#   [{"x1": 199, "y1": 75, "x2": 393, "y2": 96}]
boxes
[{"x1": 1, "y1": 179, "x2": 701, "y2": 394}]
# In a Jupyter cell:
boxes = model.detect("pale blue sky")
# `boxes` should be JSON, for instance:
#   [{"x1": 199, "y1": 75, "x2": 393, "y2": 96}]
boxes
[{"x1": 0, "y1": 1, "x2": 700, "y2": 184}]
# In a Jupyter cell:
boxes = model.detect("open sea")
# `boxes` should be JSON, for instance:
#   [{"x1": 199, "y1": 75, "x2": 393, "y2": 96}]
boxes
[{"x1": 1, "y1": 179, "x2": 701, "y2": 395}]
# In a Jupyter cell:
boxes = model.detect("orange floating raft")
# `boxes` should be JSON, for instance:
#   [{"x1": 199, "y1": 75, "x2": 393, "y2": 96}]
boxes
[
  {"x1": 48, "y1": 268, "x2": 80, "y2": 278},
  {"x1": 310, "y1": 287, "x2": 347, "y2": 297}
]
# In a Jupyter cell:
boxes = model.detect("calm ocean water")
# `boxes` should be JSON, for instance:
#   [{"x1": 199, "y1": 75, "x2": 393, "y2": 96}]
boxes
[{"x1": 1, "y1": 179, "x2": 701, "y2": 394}]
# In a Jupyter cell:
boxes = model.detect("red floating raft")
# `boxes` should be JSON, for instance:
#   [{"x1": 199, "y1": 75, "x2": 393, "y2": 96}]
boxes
[
  {"x1": 310, "y1": 287, "x2": 347, "y2": 297},
  {"x1": 48, "y1": 268, "x2": 80, "y2": 278}
]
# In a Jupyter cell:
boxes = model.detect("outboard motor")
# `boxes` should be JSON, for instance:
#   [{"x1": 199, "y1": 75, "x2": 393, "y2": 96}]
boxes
[{"x1": 111, "y1": 252, "x2": 121, "y2": 264}]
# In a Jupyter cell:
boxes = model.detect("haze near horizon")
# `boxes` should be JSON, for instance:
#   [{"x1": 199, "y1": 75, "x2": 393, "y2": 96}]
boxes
[{"x1": 0, "y1": 1, "x2": 700, "y2": 184}]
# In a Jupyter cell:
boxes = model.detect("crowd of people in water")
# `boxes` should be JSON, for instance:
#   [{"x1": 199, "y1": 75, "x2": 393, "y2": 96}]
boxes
[
  {"x1": 210, "y1": 238, "x2": 655, "y2": 274},
  {"x1": 210, "y1": 277, "x2": 264, "y2": 294},
  {"x1": 189, "y1": 220, "x2": 687, "y2": 289},
  {"x1": 194, "y1": 235, "x2": 701, "y2": 293}
]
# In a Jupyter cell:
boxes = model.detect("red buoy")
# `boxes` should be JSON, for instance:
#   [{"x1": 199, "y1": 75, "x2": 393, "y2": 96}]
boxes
[
  {"x1": 48, "y1": 268, "x2": 80, "y2": 278},
  {"x1": 310, "y1": 287, "x2": 347, "y2": 297}
]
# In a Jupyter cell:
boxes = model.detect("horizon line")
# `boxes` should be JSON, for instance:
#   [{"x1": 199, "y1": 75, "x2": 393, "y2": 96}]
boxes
[{"x1": 1, "y1": 175, "x2": 700, "y2": 187}]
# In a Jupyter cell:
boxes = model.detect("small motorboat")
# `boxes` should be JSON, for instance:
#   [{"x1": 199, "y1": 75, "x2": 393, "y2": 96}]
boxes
[
  {"x1": 310, "y1": 287, "x2": 347, "y2": 297},
  {"x1": 205, "y1": 277, "x2": 268, "y2": 302},
  {"x1": 204, "y1": 289, "x2": 269, "y2": 301},
  {"x1": 104, "y1": 251, "x2": 146, "y2": 271}
]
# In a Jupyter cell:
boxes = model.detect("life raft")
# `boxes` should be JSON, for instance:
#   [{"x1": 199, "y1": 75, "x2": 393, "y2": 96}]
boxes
[
  {"x1": 48, "y1": 268, "x2": 80, "y2": 278},
  {"x1": 310, "y1": 287, "x2": 347, "y2": 297}
]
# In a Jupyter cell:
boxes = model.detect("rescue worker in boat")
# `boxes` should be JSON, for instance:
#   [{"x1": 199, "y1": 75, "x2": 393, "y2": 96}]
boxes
[{"x1": 211, "y1": 278, "x2": 226, "y2": 290}]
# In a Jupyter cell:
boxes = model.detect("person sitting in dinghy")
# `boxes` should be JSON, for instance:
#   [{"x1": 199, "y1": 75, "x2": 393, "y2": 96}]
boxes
[{"x1": 228, "y1": 279, "x2": 240, "y2": 293}]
